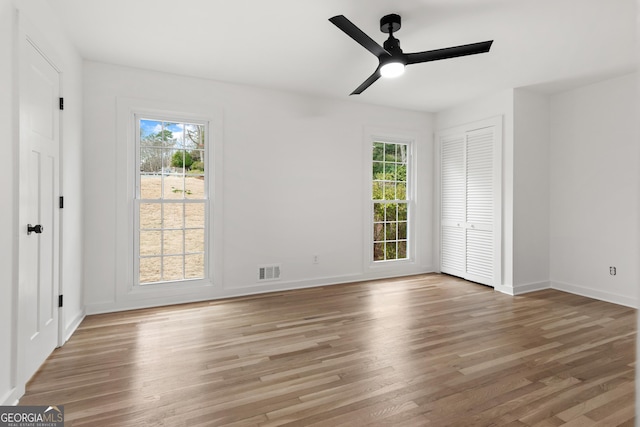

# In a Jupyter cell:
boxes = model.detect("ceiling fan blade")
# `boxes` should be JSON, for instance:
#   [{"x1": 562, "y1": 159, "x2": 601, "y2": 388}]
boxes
[
  {"x1": 329, "y1": 15, "x2": 388, "y2": 58},
  {"x1": 350, "y1": 67, "x2": 381, "y2": 95},
  {"x1": 406, "y1": 40, "x2": 493, "y2": 65}
]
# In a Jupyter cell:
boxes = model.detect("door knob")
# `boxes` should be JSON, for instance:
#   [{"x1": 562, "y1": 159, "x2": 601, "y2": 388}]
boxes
[{"x1": 27, "y1": 224, "x2": 43, "y2": 235}]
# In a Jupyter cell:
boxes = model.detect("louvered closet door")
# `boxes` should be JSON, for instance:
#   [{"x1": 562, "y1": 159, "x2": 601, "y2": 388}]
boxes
[
  {"x1": 465, "y1": 128, "x2": 494, "y2": 285},
  {"x1": 440, "y1": 134, "x2": 466, "y2": 278},
  {"x1": 439, "y1": 125, "x2": 496, "y2": 287}
]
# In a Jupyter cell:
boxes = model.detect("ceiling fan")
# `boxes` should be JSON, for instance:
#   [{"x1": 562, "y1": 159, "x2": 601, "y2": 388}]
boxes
[{"x1": 329, "y1": 14, "x2": 493, "y2": 95}]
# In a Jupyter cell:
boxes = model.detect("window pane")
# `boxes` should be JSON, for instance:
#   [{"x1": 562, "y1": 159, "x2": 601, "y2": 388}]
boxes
[
  {"x1": 140, "y1": 203, "x2": 162, "y2": 229},
  {"x1": 398, "y1": 144, "x2": 407, "y2": 163},
  {"x1": 398, "y1": 241, "x2": 407, "y2": 259},
  {"x1": 163, "y1": 203, "x2": 184, "y2": 229},
  {"x1": 373, "y1": 223, "x2": 384, "y2": 242},
  {"x1": 385, "y1": 204, "x2": 397, "y2": 221},
  {"x1": 140, "y1": 146, "x2": 163, "y2": 171},
  {"x1": 185, "y1": 203, "x2": 205, "y2": 228},
  {"x1": 397, "y1": 183, "x2": 407, "y2": 200},
  {"x1": 162, "y1": 148, "x2": 173, "y2": 171},
  {"x1": 140, "y1": 175, "x2": 162, "y2": 200},
  {"x1": 163, "y1": 230, "x2": 184, "y2": 255},
  {"x1": 185, "y1": 229, "x2": 204, "y2": 253},
  {"x1": 140, "y1": 120, "x2": 161, "y2": 143},
  {"x1": 373, "y1": 143, "x2": 384, "y2": 161},
  {"x1": 384, "y1": 163, "x2": 396, "y2": 178},
  {"x1": 185, "y1": 176, "x2": 205, "y2": 200},
  {"x1": 140, "y1": 257, "x2": 161, "y2": 283},
  {"x1": 372, "y1": 161, "x2": 383, "y2": 178},
  {"x1": 372, "y1": 182, "x2": 383, "y2": 200},
  {"x1": 185, "y1": 254, "x2": 205, "y2": 279},
  {"x1": 170, "y1": 149, "x2": 189, "y2": 170},
  {"x1": 384, "y1": 143, "x2": 397, "y2": 162},
  {"x1": 163, "y1": 255, "x2": 184, "y2": 281},
  {"x1": 162, "y1": 123, "x2": 181, "y2": 147},
  {"x1": 397, "y1": 164, "x2": 407, "y2": 182},
  {"x1": 183, "y1": 124, "x2": 199, "y2": 150},
  {"x1": 374, "y1": 243, "x2": 385, "y2": 261},
  {"x1": 383, "y1": 182, "x2": 396, "y2": 200},
  {"x1": 163, "y1": 174, "x2": 184, "y2": 199},
  {"x1": 191, "y1": 150, "x2": 205, "y2": 172},
  {"x1": 398, "y1": 221, "x2": 407, "y2": 240},
  {"x1": 385, "y1": 242, "x2": 397, "y2": 260},
  {"x1": 398, "y1": 203, "x2": 408, "y2": 221},
  {"x1": 140, "y1": 231, "x2": 161, "y2": 256},
  {"x1": 385, "y1": 222, "x2": 397, "y2": 240},
  {"x1": 373, "y1": 203, "x2": 384, "y2": 222}
]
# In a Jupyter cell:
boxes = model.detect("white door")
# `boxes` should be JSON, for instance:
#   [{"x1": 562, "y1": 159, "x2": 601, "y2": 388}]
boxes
[
  {"x1": 440, "y1": 134, "x2": 466, "y2": 278},
  {"x1": 464, "y1": 128, "x2": 495, "y2": 285},
  {"x1": 439, "y1": 121, "x2": 500, "y2": 287},
  {"x1": 18, "y1": 37, "x2": 60, "y2": 381}
]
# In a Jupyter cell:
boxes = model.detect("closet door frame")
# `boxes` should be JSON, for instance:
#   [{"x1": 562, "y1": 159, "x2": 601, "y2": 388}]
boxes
[{"x1": 434, "y1": 116, "x2": 502, "y2": 287}]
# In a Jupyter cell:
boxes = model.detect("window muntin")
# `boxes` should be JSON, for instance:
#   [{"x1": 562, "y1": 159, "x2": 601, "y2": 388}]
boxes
[
  {"x1": 136, "y1": 118, "x2": 207, "y2": 284},
  {"x1": 372, "y1": 141, "x2": 409, "y2": 262}
]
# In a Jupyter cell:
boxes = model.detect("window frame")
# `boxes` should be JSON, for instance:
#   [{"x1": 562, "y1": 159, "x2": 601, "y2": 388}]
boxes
[
  {"x1": 133, "y1": 114, "x2": 210, "y2": 286},
  {"x1": 115, "y1": 97, "x2": 223, "y2": 301},
  {"x1": 366, "y1": 132, "x2": 416, "y2": 268}
]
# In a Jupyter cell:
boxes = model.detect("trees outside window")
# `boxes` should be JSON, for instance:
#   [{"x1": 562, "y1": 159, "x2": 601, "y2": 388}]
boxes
[{"x1": 372, "y1": 141, "x2": 410, "y2": 262}]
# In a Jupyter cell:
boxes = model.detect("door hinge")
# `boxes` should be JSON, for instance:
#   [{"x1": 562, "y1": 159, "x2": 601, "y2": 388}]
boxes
[
  {"x1": 59, "y1": 97, "x2": 64, "y2": 111},
  {"x1": 59, "y1": 196, "x2": 64, "y2": 209},
  {"x1": 58, "y1": 294, "x2": 63, "y2": 308}
]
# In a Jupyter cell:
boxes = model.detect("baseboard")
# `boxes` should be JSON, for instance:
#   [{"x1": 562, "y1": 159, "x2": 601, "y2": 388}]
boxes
[
  {"x1": 459, "y1": 280, "x2": 550, "y2": 297},
  {"x1": 551, "y1": 280, "x2": 638, "y2": 308},
  {"x1": 64, "y1": 309, "x2": 86, "y2": 343},
  {"x1": 512, "y1": 281, "x2": 550, "y2": 295},
  {"x1": 495, "y1": 282, "x2": 548, "y2": 295},
  {"x1": 493, "y1": 283, "x2": 515, "y2": 296},
  {"x1": 85, "y1": 269, "x2": 435, "y2": 315},
  {"x1": 1, "y1": 385, "x2": 23, "y2": 406}
]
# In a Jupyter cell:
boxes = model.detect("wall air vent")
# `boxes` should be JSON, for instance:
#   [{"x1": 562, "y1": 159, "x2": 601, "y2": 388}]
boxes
[{"x1": 258, "y1": 265, "x2": 281, "y2": 281}]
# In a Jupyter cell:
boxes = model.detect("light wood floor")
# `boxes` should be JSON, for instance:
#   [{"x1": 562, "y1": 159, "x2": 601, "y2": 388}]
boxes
[{"x1": 21, "y1": 274, "x2": 636, "y2": 426}]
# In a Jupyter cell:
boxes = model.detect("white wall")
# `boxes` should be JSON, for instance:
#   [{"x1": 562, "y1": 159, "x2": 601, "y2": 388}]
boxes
[
  {"x1": 549, "y1": 73, "x2": 638, "y2": 307},
  {"x1": 0, "y1": 0, "x2": 84, "y2": 405},
  {"x1": 513, "y1": 89, "x2": 550, "y2": 291},
  {"x1": 435, "y1": 89, "x2": 515, "y2": 289},
  {"x1": 435, "y1": 76, "x2": 638, "y2": 308},
  {"x1": 83, "y1": 61, "x2": 434, "y2": 313}
]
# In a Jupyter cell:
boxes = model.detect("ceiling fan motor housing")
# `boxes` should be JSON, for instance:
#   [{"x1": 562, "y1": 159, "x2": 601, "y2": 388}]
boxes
[{"x1": 380, "y1": 14, "x2": 401, "y2": 33}]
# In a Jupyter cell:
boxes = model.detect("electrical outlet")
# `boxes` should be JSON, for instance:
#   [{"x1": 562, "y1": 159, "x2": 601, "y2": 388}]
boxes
[
  {"x1": 609, "y1": 266, "x2": 616, "y2": 276},
  {"x1": 313, "y1": 255, "x2": 319, "y2": 264}
]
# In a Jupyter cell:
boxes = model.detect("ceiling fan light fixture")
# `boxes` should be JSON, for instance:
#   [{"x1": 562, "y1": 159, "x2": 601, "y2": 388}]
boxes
[{"x1": 380, "y1": 61, "x2": 405, "y2": 78}]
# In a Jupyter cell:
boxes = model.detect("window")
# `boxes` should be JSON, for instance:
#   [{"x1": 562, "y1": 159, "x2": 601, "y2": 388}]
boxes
[
  {"x1": 372, "y1": 141, "x2": 410, "y2": 262},
  {"x1": 135, "y1": 117, "x2": 207, "y2": 285}
]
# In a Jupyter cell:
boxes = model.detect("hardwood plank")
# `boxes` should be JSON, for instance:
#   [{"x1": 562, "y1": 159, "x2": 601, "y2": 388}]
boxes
[{"x1": 19, "y1": 273, "x2": 636, "y2": 426}]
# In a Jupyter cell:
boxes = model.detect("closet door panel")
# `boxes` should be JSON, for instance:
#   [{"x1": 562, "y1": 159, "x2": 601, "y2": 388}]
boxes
[
  {"x1": 441, "y1": 135, "x2": 465, "y2": 224},
  {"x1": 440, "y1": 134, "x2": 466, "y2": 277},
  {"x1": 466, "y1": 128, "x2": 494, "y2": 227},
  {"x1": 441, "y1": 226, "x2": 465, "y2": 275},
  {"x1": 465, "y1": 127, "x2": 494, "y2": 285},
  {"x1": 466, "y1": 228, "x2": 493, "y2": 285}
]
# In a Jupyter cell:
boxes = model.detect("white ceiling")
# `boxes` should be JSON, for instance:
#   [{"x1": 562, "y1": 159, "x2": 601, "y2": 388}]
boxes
[{"x1": 47, "y1": 0, "x2": 637, "y2": 112}]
